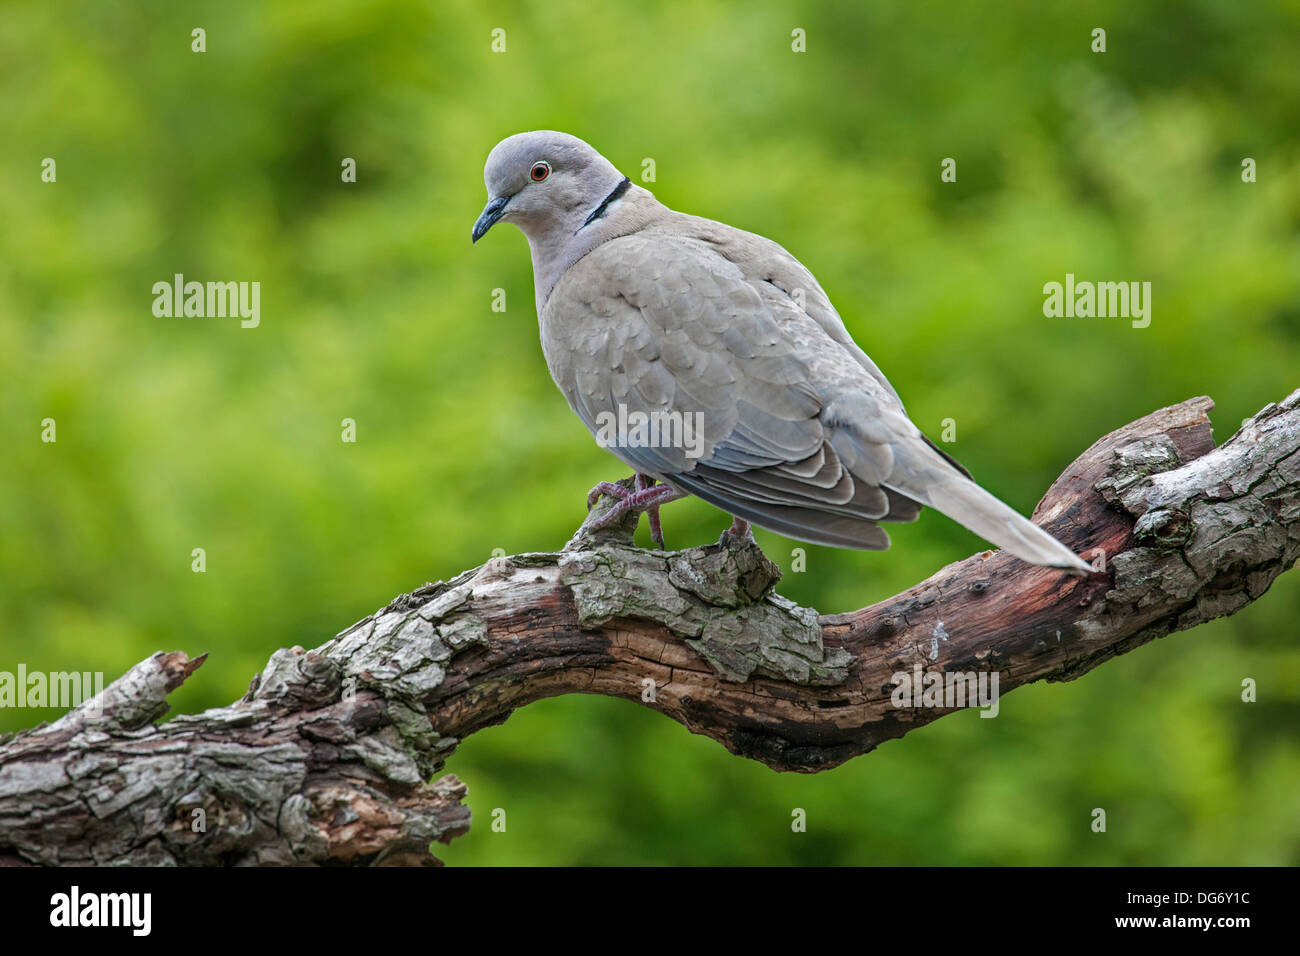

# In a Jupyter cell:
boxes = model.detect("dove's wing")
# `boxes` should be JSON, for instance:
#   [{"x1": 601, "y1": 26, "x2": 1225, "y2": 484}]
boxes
[{"x1": 541, "y1": 216, "x2": 1090, "y2": 571}]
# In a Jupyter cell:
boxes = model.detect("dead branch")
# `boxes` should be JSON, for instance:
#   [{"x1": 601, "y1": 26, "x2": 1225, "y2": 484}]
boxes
[{"x1": 1, "y1": 389, "x2": 1296, "y2": 865}]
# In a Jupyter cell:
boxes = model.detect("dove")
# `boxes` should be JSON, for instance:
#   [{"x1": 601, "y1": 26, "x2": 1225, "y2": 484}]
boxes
[{"x1": 472, "y1": 131, "x2": 1092, "y2": 573}]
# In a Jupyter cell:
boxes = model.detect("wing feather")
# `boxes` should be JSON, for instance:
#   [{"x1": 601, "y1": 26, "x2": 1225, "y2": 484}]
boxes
[{"x1": 541, "y1": 227, "x2": 945, "y2": 550}]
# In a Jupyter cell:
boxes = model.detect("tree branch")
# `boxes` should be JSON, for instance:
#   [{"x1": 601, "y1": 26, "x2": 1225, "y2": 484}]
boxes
[{"x1": 2, "y1": 389, "x2": 1297, "y2": 865}]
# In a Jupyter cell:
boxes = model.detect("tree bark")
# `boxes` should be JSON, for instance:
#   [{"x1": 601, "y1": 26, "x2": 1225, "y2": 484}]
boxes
[{"x1": 2, "y1": 389, "x2": 1297, "y2": 865}]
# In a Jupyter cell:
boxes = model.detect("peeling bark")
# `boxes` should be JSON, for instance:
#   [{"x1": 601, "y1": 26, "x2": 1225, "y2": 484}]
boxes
[{"x1": 1, "y1": 389, "x2": 1296, "y2": 865}]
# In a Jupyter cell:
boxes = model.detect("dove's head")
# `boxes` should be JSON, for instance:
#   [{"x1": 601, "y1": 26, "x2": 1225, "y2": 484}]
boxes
[{"x1": 471, "y1": 131, "x2": 629, "y2": 245}]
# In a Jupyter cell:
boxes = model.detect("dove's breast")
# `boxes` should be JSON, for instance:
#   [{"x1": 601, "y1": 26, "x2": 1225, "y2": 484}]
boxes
[{"x1": 538, "y1": 224, "x2": 909, "y2": 483}]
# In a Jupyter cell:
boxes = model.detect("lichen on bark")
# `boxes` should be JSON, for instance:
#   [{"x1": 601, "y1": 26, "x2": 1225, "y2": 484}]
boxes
[{"x1": 560, "y1": 528, "x2": 849, "y2": 685}]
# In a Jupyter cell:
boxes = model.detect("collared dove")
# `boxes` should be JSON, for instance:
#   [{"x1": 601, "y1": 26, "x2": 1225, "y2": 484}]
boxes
[{"x1": 472, "y1": 131, "x2": 1091, "y2": 573}]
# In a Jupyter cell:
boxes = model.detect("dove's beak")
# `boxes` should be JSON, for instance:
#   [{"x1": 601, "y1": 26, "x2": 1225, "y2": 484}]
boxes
[{"x1": 472, "y1": 196, "x2": 509, "y2": 243}]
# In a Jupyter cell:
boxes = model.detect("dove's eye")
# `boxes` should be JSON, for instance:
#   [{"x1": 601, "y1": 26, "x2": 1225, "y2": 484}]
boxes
[{"x1": 530, "y1": 161, "x2": 551, "y2": 182}]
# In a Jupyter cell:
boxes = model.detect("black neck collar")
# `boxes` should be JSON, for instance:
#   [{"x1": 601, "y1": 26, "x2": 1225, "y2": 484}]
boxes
[{"x1": 582, "y1": 177, "x2": 632, "y2": 227}]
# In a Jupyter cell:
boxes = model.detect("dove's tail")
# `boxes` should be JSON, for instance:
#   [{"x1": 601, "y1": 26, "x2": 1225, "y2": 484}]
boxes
[
  {"x1": 897, "y1": 454, "x2": 1093, "y2": 574},
  {"x1": 663, "y1": 429, "x2": 1093, "y2": 573}
]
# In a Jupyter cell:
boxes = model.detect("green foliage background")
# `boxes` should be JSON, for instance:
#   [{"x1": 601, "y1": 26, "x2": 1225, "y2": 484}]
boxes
[{"x1": 2, "y1": 0, "x2": 1298, "y2": 864}]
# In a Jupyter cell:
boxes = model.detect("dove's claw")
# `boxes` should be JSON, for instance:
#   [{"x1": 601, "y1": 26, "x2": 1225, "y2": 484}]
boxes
[
  {"x1": 719, "y1": 516, "x2": 755, "y2": 548},
  {"x1": 646, "y1": 505, "x2": 666, "y2": 550},
  {"x1": 633, "y1": 474, "x2": 667, "y2": 549},
  {"x1": 586, "y1": 481, "x2": 630, "y2": 510},
  {"x1": 585, "y1": 473, "x2": 684, "y2": 547}
]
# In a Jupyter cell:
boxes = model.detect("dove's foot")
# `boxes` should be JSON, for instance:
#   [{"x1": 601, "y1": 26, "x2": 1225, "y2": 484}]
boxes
[
  {"x1": 586, "y1": 473, "x2": 684, "y2": 549},
  {"x1": 719, "y1": 516, "x2": 755, "y2": 548}
]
